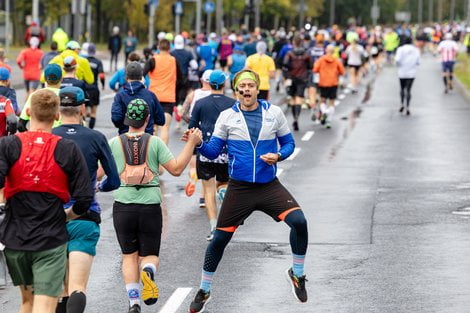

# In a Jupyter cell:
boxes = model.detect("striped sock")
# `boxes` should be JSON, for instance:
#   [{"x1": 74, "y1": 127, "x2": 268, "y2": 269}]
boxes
[
  {"x1": 200, "y1": 270, "x2": 215, "y2": 292},
  {"x1": 292, "y1": 254, "x2": 305, "y2": 277}
]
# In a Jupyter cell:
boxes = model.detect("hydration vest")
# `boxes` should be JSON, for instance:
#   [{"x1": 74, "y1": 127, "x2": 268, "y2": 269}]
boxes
[
  {"x1": 119, "y1": 133, "x2": 158, "y2": 188},
  {"x1": 4, "y1": 132, "x2": 70, "y2": 203}
]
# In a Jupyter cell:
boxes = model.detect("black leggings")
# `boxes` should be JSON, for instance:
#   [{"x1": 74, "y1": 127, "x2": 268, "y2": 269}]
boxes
[
  {"x1": 399, "y1": 78, "x2": 414, "y2": 107},
  {"x1": 110, "y1": 52, "x2": 119, "y2": 71},
  {"x1": 202, "y1": 209, "x2": 308, "y2": 273}
]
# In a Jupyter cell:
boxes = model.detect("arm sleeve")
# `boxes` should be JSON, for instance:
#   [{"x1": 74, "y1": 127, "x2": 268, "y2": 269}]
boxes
[
  {"x1": 82, "y1": 59, "x2": 95, "y2": 85},
  {"x1": 0, "y1": 136, "x2": 20, "y2": 188},
  {"x1": 8, "y1": 89, "x2": 19, "y2": 115},
  {"x1": 152, "y1": 93, "x2": 165, "y2": 126},
  {"x1": 98, "y1": 61, "x2": 105, "y2": 88},
  {"x1": 55, "y1": 140, "x2": 93, "y2": 215},
  {"x1": 188, "y1": 101, "x2": 201, "y2": 129},
  {"x1": 96, "y1": 135, "x2": 120, "y2": 192},
  {"x1": 16, "y1": 51, "x2": 25, "y2": 68},
  {"x1": 313, "y1": 59, "x2": 320, "y2": 73},
  {"x1": 143, "y1": 58, "x2": 155, "y2": 76},
  {"x1": 111, "y1": 93, "x2": 125, "y2": 129},
  {"x1": 275, "y1": 110, "x2": 295, "y2": 159},
  {"x1": 20, "y1": 94, "x2": 32, "y2": 121},
  {"x1": 198, "y1": 114, "x2": 228, "y2": 159},
  {"x1": 109, "y1": 71, "x2": 120, "y2": 90}
]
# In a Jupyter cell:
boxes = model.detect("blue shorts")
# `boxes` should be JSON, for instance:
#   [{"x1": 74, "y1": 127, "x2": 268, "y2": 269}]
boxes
[
  {"x1": 66, "y1": 220, "x2": 100, "y2": 256},
  {"x1": 442, "y1": 61, "x2": 455, "y2": 73}
]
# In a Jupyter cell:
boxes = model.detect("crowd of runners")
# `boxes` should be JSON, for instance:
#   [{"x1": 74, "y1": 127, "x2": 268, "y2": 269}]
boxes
[{"x1": 0, "y1": 19, "x2": 468, "y2": 313}]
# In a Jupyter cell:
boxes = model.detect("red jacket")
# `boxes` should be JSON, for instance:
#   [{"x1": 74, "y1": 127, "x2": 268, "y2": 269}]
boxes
[{"x1": 16, "y1": 48, "x2": 43, "y2": 81}]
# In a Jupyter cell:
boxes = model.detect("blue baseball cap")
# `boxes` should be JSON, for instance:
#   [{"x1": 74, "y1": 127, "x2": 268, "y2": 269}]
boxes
[
  {"x1": 209, "y1": 70, "x2": 227, "y2": 86},
  {"x1": 59, "y1": 86, "x2": 86, "y2": 106},
  {"x1": 0, "y1": 67, "x2": 10, "y2": 80},
  {"x1": 44, "y1": 63, "x2": 63, "y2": 83}
]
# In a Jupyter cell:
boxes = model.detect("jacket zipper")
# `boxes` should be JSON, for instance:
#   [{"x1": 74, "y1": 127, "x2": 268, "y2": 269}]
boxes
[{"x1": 238, "y1": 103, "x2": 264, "y2": 183}]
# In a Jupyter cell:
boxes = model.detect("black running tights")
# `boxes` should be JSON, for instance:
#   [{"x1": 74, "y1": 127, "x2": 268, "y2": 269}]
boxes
[{"x1": 399, "y1": 78, "x2": 414, "y2": 107}]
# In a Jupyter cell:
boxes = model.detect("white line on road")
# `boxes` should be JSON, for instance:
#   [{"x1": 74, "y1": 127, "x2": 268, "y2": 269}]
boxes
[
  {"x1": 287, "y1": 148, "x2": 301, "y2": 161},
  {"x1": 277, "y1": 168, "x2": 284, "y2": 177},
  {"x1": 158, "y1": 287, "x2": 192, "y2": 313},
  {"x1": 100, "y1": 94, "x2": 115, "y2": 101},
  {"x1": 301, "y1": 131, "x2": 315, "y2": 141}
]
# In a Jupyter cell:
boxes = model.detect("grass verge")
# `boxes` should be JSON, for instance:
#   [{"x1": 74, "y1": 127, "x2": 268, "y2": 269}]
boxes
[{"x1": 455, "y1": 53, "x2": 470, "y2": 90}]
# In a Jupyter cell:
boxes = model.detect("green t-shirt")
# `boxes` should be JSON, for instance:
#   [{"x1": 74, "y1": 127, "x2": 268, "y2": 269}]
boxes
[{"x1": 109, "y1": 132, "x2": 174, "y2": 204}]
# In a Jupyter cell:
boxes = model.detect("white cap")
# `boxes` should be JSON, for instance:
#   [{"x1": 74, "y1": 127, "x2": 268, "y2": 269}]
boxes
[
  {"x1": 209, "y1": 32, "x2": 217, "y2": 39},
  {"x1": 157, "y1": 31, "x2": 166, "y2": 40},
  {"x1": 29, "y1": 37, "x2": 39, "y2": 48},
  {"x1": 112, "y1": 26, "x2": 119, "y2": 34},
  {"x1": 445, "y1": 33, "x2": 453, "y2": 40},
  {"x1": 174, "y1": 35, "x2": 184, "y2": 49},
  {"x1": 202, "y1": 70, "x2": 213, "y2": 82},
  {"x1": 80, "y1": 42, "x2": 90, "y2": 56}
]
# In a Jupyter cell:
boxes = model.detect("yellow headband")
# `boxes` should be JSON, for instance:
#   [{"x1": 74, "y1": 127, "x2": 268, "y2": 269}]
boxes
[{"x1": 234, "y1": 71, "x2": 259, "y2": 89}]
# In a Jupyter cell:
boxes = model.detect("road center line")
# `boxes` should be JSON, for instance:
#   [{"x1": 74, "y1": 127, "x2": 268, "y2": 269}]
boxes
[
  {"x1": 287, "y1": 148, "x2": 301, "y2": 161},
  {"x1": 158, "y1": 287, "x2": 192, "y2": 313},
  {"x1": 301, "y1": 131, "x2": 315, "y2": 141}
]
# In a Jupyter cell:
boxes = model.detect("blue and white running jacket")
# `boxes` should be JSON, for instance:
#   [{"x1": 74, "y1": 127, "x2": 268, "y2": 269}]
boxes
[{"x1": 198, "y1": 100, "x2": 295, "y2": 183}]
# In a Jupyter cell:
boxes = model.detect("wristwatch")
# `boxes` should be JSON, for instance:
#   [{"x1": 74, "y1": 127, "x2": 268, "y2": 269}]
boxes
[{"x1": 277, "y1": 152, "x2": 282, "y2": 161}]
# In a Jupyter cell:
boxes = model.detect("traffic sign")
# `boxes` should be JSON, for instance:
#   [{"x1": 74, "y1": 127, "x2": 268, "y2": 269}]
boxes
[
  {"x1": 204, "y1": 1, "x2": 215, "y2": 14},
  {"x1": 174, "y1": 1, "x2": 183, "y2": 15}
]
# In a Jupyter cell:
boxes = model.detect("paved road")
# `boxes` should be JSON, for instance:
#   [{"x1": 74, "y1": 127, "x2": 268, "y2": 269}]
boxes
[{"x1": 2, "y1": 55, "x2": 470, "y2": 313}]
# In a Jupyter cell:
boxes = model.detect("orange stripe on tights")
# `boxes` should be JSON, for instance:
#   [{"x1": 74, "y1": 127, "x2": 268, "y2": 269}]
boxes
[
  {"x1": 278, "y1": 207, "x2": 301, "y2": 221},
  {"x1": 216, "y1": 226, "x2": 237, "y2": 233}
]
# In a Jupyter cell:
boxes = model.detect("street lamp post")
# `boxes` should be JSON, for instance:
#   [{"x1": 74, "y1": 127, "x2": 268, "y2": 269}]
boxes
[
  {"x1": 450, "y1": 0, "x2": 456, "y2": 21},
  {"x1": 429, "y1": 0, "x2": 434, "y2": 22},
  {"x1": 244, "y1": 0, "x2": 250, "y2": 31},
  {"x1": 329, "y1": 0, "x2": 335, "y2": 26},
  {"x1": 418, "y1": 0, "x2": 423, "y2": 24},
  {"x1": 32, "y1": 0, "x2": 39, "y2": 22},
  {"x1": 148, "y1": 3, "x2": 156, "y2": 48},
  {"x1": 299, "y1": 0, "x2": 305, "y2": 30}
]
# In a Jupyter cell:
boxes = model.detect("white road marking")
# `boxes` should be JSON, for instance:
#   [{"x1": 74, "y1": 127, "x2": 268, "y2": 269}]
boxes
[
  {"x1": 276, "y1": 169, "x2": 284, "y2": 177},
  {"x1": 301, "y1": 131, "x2": 315, "y2": 141},
  {"x1": 287, "y1": 148, "x2": 301, "y2": 161},
  {"x1": 158, "y1": 287, "x2": 192, "y2": 313},
  {"x1": 100, "y1": 94, "x2": 115, "y2": 101}
]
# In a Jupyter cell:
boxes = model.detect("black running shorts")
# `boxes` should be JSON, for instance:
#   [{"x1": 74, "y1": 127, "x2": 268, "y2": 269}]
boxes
[
  {"x1": 319, "y1": 86, "x2": 338, "y2": 100},
  {"x1": 160, "y1": 102, "x2": 176, "y2": 115},
  {"x1": 217, "y1": 178, "x2": 299, "y2": 228},
  {"x1": 196, "y1": 159, "x2": 229, "y2": 182},
  {"x1": 288, "y1": 78, "x2": 307, "y2": 98},
  {"x1": 86, "y1": 88, "x2": 100, "y2": 106},
  {"x1": 112, "y1": 202, "x2": 162, "y2": 256}
]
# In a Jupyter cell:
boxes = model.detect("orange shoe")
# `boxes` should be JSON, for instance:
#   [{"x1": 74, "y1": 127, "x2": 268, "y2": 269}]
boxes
[{"x1": 185, "y1": 172, "x2": 198, "y2": 197}]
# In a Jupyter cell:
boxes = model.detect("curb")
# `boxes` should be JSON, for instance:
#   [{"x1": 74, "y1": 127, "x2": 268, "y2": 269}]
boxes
[{"x1": 454, "y1": 76, "x2": 470, "y2": 103}]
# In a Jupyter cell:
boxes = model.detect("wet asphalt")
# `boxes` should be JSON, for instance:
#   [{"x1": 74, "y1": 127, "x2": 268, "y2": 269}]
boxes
[{"x1": 1, "y1": 55, "x2": 470, "y2": 313}]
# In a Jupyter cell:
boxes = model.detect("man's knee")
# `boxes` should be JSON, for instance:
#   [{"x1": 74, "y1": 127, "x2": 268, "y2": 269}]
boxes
[
  {"x1": 209, "y1": 229, "x2": 235, "y2": 250},
  {"x1": 285, "y1": 209, "x2": 308, "y2": 232}
]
